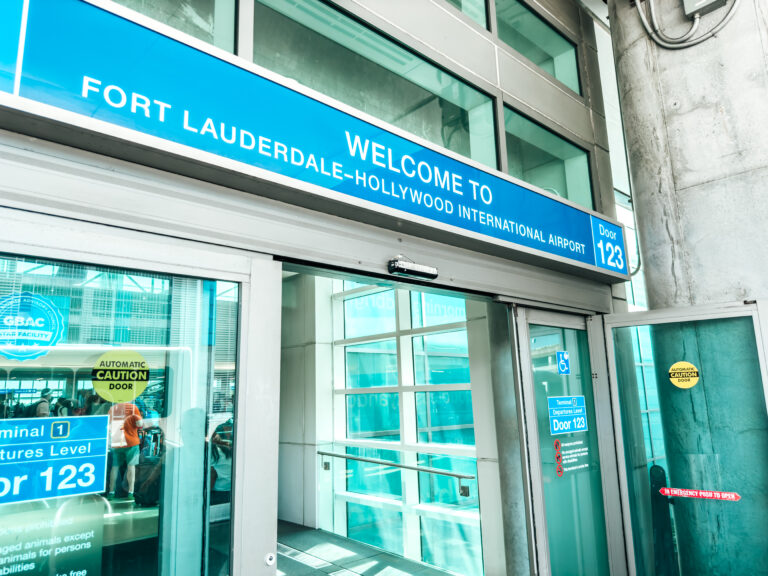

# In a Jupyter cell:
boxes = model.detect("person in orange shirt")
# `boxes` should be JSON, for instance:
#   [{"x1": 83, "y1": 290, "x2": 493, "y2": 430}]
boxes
[{"x1": 107, "y1": 401, "x2": 143, "y2": 500}]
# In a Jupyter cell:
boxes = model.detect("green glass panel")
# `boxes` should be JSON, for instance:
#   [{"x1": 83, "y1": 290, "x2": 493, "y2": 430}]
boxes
[
  {"x1": 253, "y1": 0, "x2": 497, "y2": 168},
  {"x1": 345, "y1": 339, "x2": 398, "y2": 388},
  {"x1": 345, "y1": 446, "x2": 402, "y2": 499},
  {"x1": 495, "y1": 0, "x2": 579, "y2": 93},
  {"x1": 443, "y1": 0, "x2": 487, "y2": 27},
  {"x1": 344, "y1": 290, "x2": 396, "y2": 338},
  {"x1": 416, "y1": 391, "x2": 475, "y2": 445},
  {"x1": 613, "y1": 317, "x2": 768, "y2": 576},
  {"x1": 346, "y1": 502, "x2": 403, "y2": 555},
  {"x1": 345, "y1": 393, "x2": 400, "y2": 441},
  {"x1": 410, "y1": 291, "x2": 467, "y2": 328},
  {"x1": 413, "y1": 331, "x2": 470, "y2": 386},
  {"x1": 0, "y1": 254, "x2": 239, "y2": 576},
  {"x1": 530, "y1": 324, "x2": 610, "y2": 576},
  {"x1": 504, "y1": 107, "x2": 592, "y2": 209},
  {"x1": 420, "y1": 515, "x2": 483, "y2": 575}
]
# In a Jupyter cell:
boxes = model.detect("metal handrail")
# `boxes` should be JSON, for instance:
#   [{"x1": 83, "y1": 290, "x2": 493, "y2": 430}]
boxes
[{"x1": 317, "y1": 450, "x2": 476, "y2": 480}]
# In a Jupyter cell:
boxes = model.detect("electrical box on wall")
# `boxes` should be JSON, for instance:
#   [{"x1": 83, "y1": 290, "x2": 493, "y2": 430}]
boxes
[{"x1": 683, "y1": 0, "x2": 728, "y2": 17}]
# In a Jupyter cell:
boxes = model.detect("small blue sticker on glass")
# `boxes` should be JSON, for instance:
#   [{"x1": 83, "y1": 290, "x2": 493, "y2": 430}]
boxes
[
  {"x1": 557, "y1": 351, "x2": 571, "y2": 375},
  {"x1": 0, "y1": 292, "x2": 66, "y2": 360}
]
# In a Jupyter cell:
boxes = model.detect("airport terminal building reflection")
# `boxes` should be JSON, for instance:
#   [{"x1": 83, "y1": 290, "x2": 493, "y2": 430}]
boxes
[{"x1": 0, "y1": 1, "x2": 766, "y2": 576}]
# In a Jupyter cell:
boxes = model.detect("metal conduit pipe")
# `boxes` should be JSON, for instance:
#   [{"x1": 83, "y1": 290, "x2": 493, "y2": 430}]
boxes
[{"x1": 636, "y1": 0, "x2": 742, "y2": 50}]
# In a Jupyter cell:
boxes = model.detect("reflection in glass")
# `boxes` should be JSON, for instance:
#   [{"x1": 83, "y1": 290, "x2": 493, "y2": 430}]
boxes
[
  {"x1": 112, "y1": 0, "x2": 236, "y2": 52},
  {"x1": 345, "y1": 340, "x2": 398, "y2": 389},
  {"x1": 344, "y1": 291, "x2": 396, "y2": 339},
  {"x1": 345, "y1": 446, "x2": 402, "y2": 499},
  {"x1": 613, "y1": 317, "x2": 768, "y2": 576},
  {"x1": 495, "y1": 0, "x2": 580, "y2": 93},
  {"x1": 0, "y1": 255, "x2": 239, "y2": 576},
  {"x1": 410, "y1": 291, "x2": 467, "y2": 328},
  {"x1": 413, "y1": 331, "x2": 470, "y2": 386},
  {"x1": 346, "y1": 502, "x2": 403, "y2": 555},
  {"x1": 416, "y1": 391, "x2": 475, "y2": 445},
  {"x1": 254, "y1": 0, "x2": 497, "y2": 168},
  {"x1": 418, "y1": 454, "x2": 482, "y2": 574},
  {"x1": 444, "y1": 0, "x2": 488, "y2": 27},
  {"x1": 346, "y1": 393, "x2": 400, "y2": 441},
  {"x1": 504, "y1": 107, "x2": 592, "y2": 209}
]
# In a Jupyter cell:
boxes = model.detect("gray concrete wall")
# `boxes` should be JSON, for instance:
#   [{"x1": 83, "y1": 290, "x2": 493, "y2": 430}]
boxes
[{"x1": 608, "y1": 0, "x2": 768, "y2": 307}]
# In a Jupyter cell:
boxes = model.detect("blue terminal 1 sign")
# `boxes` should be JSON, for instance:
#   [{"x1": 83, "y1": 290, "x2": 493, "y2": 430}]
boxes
[
  {"x1": 0, "y1": 0, "x2": 628, "y2": 279},
  {"x1": 0, "y1": 416, "x2": 109, "y2": 505}
]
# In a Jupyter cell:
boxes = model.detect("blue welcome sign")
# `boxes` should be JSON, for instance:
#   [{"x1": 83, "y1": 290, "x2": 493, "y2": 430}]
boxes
[
  {"x1": 0, "y1": 292, "x2": 66, "y2": 361},
  {"x1": 0, "y1": 0, "x2": 628, "y2": 279}
]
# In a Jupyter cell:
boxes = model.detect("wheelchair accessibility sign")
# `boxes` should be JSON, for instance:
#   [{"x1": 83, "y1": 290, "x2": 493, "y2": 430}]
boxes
[{"x1": 557, "y1": 351, "x2": 570, "y2": 375}]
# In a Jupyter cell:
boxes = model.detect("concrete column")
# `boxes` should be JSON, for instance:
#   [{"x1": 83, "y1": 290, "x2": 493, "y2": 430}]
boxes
[
  {"x1": 608, "y1": 3, "x2": 768, "y2": 575},
  {"x1": 608, "y1": 0, "x2": 768, "y2": 308}
]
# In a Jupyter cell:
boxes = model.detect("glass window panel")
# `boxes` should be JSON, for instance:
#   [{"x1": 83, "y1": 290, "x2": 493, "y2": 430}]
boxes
[
  {"x1": 0, "y1": 254, "x2": 239, "y2": 576},
  {"x1": 410, "y1": 291, "x2": 467, "y2": 328},
  {"x1": 444, "y1": 0, "x2": 488, "y2": 28},
  {"x1": 344, "y1": 291, "x2": 396, "y2": 339},
  {"x1": 416, "y1": 391, "x2": 475, "y2": 445},
  {"x1": 345, "y1": 339, "x2": 398, "y2": 388},
  {"x1": 417, "y1": 454, "x2": 478, "y2": 506},
  {"x1": 504, "y1": 107, "x2": 593, "y2": 209},
  {"x1": 420, "y1": 516, "x2": 483, "y2": 575},
  {"x1": 413, "y1": 331, "x2": 470, "y2": 386},
  {"x1": 346, "y1": 393, "x2": 400, "y2": 441},
  {"x1": 112, "y1": 0, "x2": 236, "y2": 52},
  {"x1": 346, "y1": 502, "x2": 403, "y2": 555},
  {"x1": 345, "y1": 446, "x2": 402, "y2": 500},
  {"x1": 253, "y1": 0, "x2": 497, "y2": 168},
  {"x1": 495, "y1": 0, "x2": 580, "y2": 93},
  {"x1": 417, "y1": 454, "x2": 482, "y2": 573}
]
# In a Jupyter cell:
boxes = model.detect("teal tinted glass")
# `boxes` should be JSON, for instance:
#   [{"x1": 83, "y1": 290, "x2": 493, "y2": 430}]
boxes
[
  {"x1": 495, "y1": 0, "x2": 580, "y2": 93},
  {"x1": 346, "y1": 393, "x2": 400, "y2": 441},
  {"x1": 530, "y1": 324, "x2": 610, "y2": 576},
  {"x1": 253, "y1": 0, "x2": 497, "y2": 168},
  {"x1": 418, "y1": 454, "x2": 482, "y2": 574},
  {"x1": 113, "y1": 0, "x2": 236, "y2": 52},
  {"x1": 345, "y1": 446, "x2": 402, "y2": 499},
  {"x1": 344, "y1": 290, "x2": 396, "y2": 338},
  {"x1": 416, "y1": 391, "x2": 475, "y2": 445},
  {"x1": 444, "y1": 0, "x2": 488, "y2": 28},
  {"x1": 345, "y1": 339, "x2": 398, "y2": 388},
  {"x1": 413, "y1": 331, "x2": 470, "y2": 385},
  {"x1": 612, "y1": 317, "x2": 768, "y2": 576},
  {"x1": 346, "y1": 502, "x2": 403, "y2": 554},
  {"x1": 504, "y1": 107, "x2": 593, "y2": 209},
  {"x1": 410, "y1": 291, "x2": 467, "y2": 328},
  {"x1": 421, "y1": 516, "x2": 483, "y2": 575}
]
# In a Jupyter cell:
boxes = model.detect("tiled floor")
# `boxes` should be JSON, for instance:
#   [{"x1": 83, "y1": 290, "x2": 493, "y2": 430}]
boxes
[{"x1": 277, "y1": 521, "x2": 454, "y2": 576}]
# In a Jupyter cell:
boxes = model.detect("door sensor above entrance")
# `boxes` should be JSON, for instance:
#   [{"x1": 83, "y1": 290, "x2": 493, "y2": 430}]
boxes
[{"x1": 387, "y1": 255, "x2": 438, "y2": 280}]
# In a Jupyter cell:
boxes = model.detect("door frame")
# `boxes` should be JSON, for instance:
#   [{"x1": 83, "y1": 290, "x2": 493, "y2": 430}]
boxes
[
  {"x1": 601, "y1": 301, "x2": 768, "y2": 576},
  {"x1": 0, "y1": 206, "x2": 284, "y2": 576},
  {"x1": 514, "y1": 307, "x2": 627, "y2": 576}
]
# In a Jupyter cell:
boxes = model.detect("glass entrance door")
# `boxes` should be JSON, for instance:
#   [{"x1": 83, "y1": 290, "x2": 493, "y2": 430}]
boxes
[
  {"x1": 516, "y1": 309, "x2": 622, "y2": 576},
  {"x1": 604, "y1": 303, "x2": 768, "y2": 576}
]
